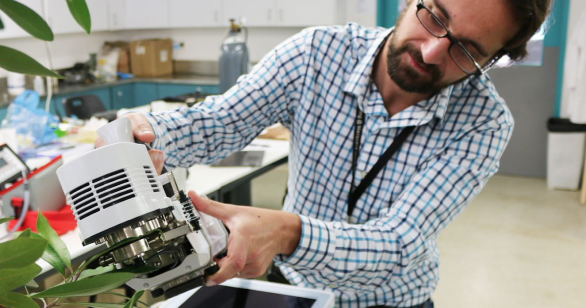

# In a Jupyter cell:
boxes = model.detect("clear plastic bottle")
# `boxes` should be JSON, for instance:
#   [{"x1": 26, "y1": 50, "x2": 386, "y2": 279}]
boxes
[{"x1": 34, "y1": 76, "x2": 46, "y2": 96}]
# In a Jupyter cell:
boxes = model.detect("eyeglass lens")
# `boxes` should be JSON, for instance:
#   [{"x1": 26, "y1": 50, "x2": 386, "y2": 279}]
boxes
[{"x1": 416, "y1": 7, "x2": 477, "y2": 74}]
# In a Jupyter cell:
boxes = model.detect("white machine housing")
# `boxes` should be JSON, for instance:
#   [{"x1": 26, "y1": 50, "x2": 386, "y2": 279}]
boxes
[
  {"x1": 57, "y1": 142, "x2": 167, "y2": 243},
  {"x1": 55, "y1": 118, "x2": 229, "y2": 297}
]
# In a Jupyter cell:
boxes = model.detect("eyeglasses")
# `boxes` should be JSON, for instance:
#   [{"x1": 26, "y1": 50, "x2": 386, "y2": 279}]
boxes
[{"x1": 415, "y1": 0, "x2": 494, "y2": 76}]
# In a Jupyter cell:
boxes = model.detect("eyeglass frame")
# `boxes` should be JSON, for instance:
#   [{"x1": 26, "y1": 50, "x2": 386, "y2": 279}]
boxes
[{"x1": 415, "y1": 0, "x2": 502, "y2": 76}]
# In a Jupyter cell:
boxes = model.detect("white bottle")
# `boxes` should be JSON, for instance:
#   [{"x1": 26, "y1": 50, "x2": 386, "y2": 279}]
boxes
[
  {"x1": 7, "y1": 72, "x2": 26, "y2": 96},
  {"x1": 34, "y1": 76, "x2": 46, "y2": 96}
]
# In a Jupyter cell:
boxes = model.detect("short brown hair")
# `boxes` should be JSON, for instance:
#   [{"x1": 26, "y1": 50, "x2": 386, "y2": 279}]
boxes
[{"x1": 502, "y1": 0, "x2": 553, "y2": 61}]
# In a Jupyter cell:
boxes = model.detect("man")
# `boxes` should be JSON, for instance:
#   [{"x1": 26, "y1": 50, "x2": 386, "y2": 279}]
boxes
[{"x1": 106, "y1": 0, "x2": 551, "y2": 307}]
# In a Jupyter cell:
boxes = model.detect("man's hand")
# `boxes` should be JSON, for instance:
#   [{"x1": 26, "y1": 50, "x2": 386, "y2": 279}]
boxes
[
  {"x1": 95, "y1": 113, "x2": 155, "y2": 147},
  {"x1": 188, "y1": 191, "x2": 302, "y2": 286},
  {"x1": 94, "y1": 113, "x2": 164, "y2": 174}
]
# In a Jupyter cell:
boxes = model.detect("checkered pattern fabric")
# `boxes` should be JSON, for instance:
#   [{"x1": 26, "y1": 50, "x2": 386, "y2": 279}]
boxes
[{"x1": 145, "y1": 23, "x2": 514, "y2": 308}]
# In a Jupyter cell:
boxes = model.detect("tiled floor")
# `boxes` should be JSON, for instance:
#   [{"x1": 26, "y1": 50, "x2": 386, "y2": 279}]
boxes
[{"x1": 251, "y1": 166, "x2": 586, "y2": 308}]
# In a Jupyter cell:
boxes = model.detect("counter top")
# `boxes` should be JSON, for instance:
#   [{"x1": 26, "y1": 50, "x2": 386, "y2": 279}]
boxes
[{"x1": 0, "y1": 74, "x2": 219, "y2": 107}]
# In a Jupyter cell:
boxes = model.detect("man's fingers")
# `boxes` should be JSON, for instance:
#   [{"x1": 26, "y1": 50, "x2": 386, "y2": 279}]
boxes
[
  {"x1": 123, "y1": 113, "x2": 155, "y2": 144},
  {"x1": 188, "y1": 190, "x2": 232, "y2": 221},
  {"x1": 206, "y1": 231, "x2": 249, "y2": 286},
  {"x1": 95, "y1": 137, "x2": 106, "y2": 148},
  {"x1": 148, "y1": 149, "x2": 165, "y2": 175}
]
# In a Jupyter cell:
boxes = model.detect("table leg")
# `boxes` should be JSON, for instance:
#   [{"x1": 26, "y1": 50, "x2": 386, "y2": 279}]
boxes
[{"x1": 580, "y1": 150, "x2": 586, "y2": 205}]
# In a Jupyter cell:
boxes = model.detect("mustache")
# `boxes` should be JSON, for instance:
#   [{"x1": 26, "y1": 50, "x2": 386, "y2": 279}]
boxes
[{"x1": 393, "y1": 43, "x2": 441, "y2": 78}]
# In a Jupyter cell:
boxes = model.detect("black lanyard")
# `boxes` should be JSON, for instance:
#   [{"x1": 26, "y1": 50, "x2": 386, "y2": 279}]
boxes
[{"x1": 348, "y1": 107, "x2": 415, "y2": 218}]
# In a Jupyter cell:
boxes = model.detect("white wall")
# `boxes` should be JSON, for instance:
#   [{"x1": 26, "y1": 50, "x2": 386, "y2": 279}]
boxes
[
  {"x1": 0, "y1": 31, "x2": 120, "y2": 78},
  {"x1": 560, "y1": 0, "x2": 586, "y2": 118},
  {"x1": 0, "y1": 0, "x2": 376, "y2": 78},
  {"x1": 119, "y1": 27, "x2": 304, "y2": 63}
]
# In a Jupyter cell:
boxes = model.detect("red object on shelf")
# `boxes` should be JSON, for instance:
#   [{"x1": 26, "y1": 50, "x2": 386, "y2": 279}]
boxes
[{"x1": 7, "y1": 205, "x2": 77, "y2": 236}]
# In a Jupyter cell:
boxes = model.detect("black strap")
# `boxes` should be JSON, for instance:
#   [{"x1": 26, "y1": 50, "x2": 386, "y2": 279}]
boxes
[{"x1": 348, "y1": 108, "x2": 415, "y2": 217}]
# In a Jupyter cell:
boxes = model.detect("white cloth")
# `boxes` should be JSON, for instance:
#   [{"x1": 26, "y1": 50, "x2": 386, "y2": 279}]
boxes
[{"x1": 565, "y1": 7, "x2": 586, "y2": 123}]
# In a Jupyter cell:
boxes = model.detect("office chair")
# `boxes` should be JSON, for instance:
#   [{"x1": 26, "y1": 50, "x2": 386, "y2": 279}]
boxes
[{"x1": 62, "y1": 95, "x2": 107, "y2": 120}]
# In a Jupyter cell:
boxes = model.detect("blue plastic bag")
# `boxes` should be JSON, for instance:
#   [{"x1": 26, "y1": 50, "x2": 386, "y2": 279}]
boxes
[{"x1": 1, "y1": 90, "x2": 59, "y2": 146}]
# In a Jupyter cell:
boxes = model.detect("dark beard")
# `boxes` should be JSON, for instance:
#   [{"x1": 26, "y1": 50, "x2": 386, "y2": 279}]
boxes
[{"x1": 386, "y1": 36, "x2": 444, "y2": 94}]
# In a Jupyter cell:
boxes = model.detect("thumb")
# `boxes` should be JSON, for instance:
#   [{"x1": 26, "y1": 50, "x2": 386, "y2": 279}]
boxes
[{"x1": 188, "y1": 190, "x2": 231, "y2": 222}]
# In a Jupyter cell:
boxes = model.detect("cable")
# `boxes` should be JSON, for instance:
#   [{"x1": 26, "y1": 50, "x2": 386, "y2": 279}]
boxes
[
  {"x1": 0, "y1": 170, "x2": 31, "y2": 240},
  {"x1": 145, "y1": 250, "x2": 181, "y2": 270},
  {"x1": 41, "y1": 0, "x2": 54, "y2": 114}
]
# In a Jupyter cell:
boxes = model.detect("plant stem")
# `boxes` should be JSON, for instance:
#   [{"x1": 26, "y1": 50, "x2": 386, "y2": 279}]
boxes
[{"x1": 45, "y1": 298, "x2": 60, "y2": 308}]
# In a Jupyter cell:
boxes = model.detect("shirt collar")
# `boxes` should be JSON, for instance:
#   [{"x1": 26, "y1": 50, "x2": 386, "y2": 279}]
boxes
[{"x1": 342, "y1": 27, "x2": 394, "y2": 101}]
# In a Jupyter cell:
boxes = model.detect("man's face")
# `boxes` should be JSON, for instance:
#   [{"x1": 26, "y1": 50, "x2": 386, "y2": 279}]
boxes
[{"x1": 387, "y1": 0, "x2": 520, "y2": 94}]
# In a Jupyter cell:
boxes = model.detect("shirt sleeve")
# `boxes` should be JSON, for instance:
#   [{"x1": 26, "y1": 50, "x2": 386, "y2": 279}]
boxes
[
  {"x1": 143, "y1": 29, "x2": 311, "y2": 168},
  {"x1": 276, "y1": 111, "x2": 514, "y2": 291}
]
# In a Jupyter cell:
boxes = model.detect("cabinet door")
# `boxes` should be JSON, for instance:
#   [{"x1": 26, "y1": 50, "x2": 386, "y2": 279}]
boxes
[
  {"x1": 111, "y1": 84, "x2": 135, "y2": 109},
  {"x1": 223, "y1": 0, "x2": 276, "y2": 26},
  {"x1": 0, "y1": 0, "x2": 43, "y2": 39},
  {"x1": 48, "y1": 0, "x2": 109, "y2": 34},
  {"x1": 122, "y1": 0, "x2": 169, "y2": 30},
  {"x1": 169, "y1": 0, "x2": 222, "y2": 28},
  {"x1": 276, "y1": 0, "x2": 337, "y2": 26},
  {"x1": 156, "y1": 84, "x2": 197, "y2": 98},
  {"x1": 108, "y1": 0, "x2": 125, "y2": 30},
  {"x1": 134, "y1": 83, "x2": 159, "y2": 106}
]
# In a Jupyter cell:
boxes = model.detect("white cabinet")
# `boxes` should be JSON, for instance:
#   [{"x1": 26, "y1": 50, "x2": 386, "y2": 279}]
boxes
[
  {"x1": 223, "y1": 0, "x2": 338, "y2": 27},
  {"x1": 48, "y1": 0, "x2": 109, "y2": 34},
  {"x1": 0, "y1": 0, "x2": 44, "y2": 39},
  {"x1": 223, "y1": 0, "x2": 275, "y2": 27},
  {"x1": 276, "y1": 0, "x2": 337, "y2": 26},
  {"x1": 109, "y1": 0, "x2": 169, "y2": 30},
  {"x1": 169, "y1": 0, "x2": 223, "y2": 28}
]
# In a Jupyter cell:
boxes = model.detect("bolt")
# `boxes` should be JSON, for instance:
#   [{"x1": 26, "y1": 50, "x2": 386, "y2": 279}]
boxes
[
  {"x1": 143, "y1": 283, "x2": 150, "y2": 288},
  {"x1": 186, "y1": 265, "x2": 192, "y2": 271}
]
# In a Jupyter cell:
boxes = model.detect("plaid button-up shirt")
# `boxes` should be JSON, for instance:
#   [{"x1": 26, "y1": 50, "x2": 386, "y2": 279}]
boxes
[{"x1": 146, "y1": 23, "x2": 513, "y2": 308}]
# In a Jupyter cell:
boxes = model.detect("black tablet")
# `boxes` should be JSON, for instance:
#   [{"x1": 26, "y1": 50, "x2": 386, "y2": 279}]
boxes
[{"x1": 159, "y1": 278, "x2": 334, "y2": 308}]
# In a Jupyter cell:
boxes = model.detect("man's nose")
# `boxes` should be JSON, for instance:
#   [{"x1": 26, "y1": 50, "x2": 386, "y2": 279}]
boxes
[{"x1": 420, "y1": 37, "x2": 450, "y2": 65}]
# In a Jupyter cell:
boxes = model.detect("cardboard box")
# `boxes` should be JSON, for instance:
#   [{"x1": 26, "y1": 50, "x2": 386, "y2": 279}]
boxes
[
  {"x1": 129, "y1": 39, "x2": 173, "y2": 77},
  {"x1": 104, "y1": 41, "x2": 131, "y2": 73}
]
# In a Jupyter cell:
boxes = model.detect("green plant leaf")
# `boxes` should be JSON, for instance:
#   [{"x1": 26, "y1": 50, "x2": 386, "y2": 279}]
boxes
[
  {"x1": 123, "y1": 290, "x2": 144, "y2": 308},
  {"x1": 72, "y1": 237, "x2": 145, "y2": 279},
  {"x1": 25, "y1": 279, "x2": 39, "y2": 289},
  {"x1": 19, "y1": 229, "x2": 68, "y2": 278},
  {"x1": 0, "y1": 238, "x2": 47, "y2": 269},
  {"x1": 0, "y1": 46, "x2": 62, "y2": 78},
  {"x1": 0, "y1": 15, "x2": 4, "y2": 30},
  {"x1": 103, "y1": 292, "x2": 149, "y2": 307},
  {"x1": 60, "y1": 303, "x2": 127, "y2": 308},
  {"x1": 18, "y1": 228, "x2": 33, "y2": 238},
  {"x1": 78, "y1": 264, "x2": 115, "y2": 280},
  {"x1": 32, "y1": 272, "x2": 137, "y2": 298},
  {"x1": 0, "y1": 291, "x2": 39, "y2": 308},
  {"x1": 58, "y1": 303, "x2": 131, "y2": 308},
  {"x1": 37, "y1": 212, "x2": 72, "y2": 271},
  {"x1": 0, "y1": 217, "x2": 14, "y2": 225},
  {"x1": 0, "y1": 263, "x2": 41, "y2": 292},
  {"x1": 66, "y1": 0, "x2": 91, "y2": 34},
  {"x1": 0, "y1": 0, "x2": 53, "y2": 41}
]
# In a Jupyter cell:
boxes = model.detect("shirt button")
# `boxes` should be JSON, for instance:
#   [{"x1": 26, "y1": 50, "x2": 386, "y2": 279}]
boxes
[
  {"x1": 329, "y1": 283, "x2": 338, "y2": 288},
  {"x1": 360, "y1": 171, "x2": 368, "y2": 178}
]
